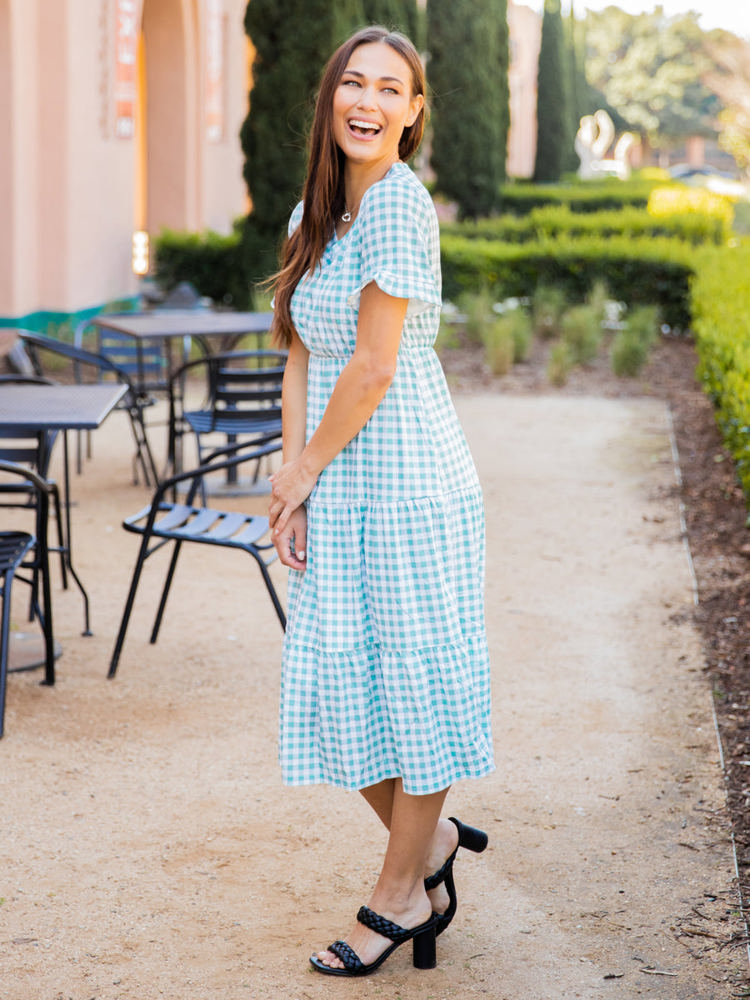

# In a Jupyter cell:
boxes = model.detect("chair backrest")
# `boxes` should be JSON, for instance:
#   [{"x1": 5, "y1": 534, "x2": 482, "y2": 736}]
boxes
[
  {"x1": 19, "y1": 331, "x2": 134, "y2": 395},
  {"x1": 77, "y1": 316, "x2": 190, "y2": 396},
  {"x1": 208, "y1": 351, "x2": 286, "y2": 423}
]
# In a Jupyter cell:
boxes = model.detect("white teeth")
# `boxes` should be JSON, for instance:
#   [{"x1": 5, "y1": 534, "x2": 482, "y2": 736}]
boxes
[{"x1": 349, "y1": 119, "x2": 381, "y2": 132}]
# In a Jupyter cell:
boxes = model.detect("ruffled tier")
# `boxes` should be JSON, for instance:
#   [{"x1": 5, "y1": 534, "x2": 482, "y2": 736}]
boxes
[
  {"x1": 280, "y1": 635, "x2": 494, "y2": 795},
  {"x1": 279, "y1": 487, "x2": 495, "y2": 794}
]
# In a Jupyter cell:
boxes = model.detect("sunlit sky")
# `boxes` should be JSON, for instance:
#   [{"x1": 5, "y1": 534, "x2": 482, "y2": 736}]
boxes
[{"x1": 525, "y1": 1, "x2": 750, "y2": 38}]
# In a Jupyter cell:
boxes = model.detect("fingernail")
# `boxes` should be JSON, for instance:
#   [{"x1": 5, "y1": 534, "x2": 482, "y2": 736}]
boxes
[{"x1": 297, "y1": 550, "x2": 305, "y2": 561}]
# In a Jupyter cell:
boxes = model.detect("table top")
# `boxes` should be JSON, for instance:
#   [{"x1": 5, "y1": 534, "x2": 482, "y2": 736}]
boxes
[
  {"x1": 93, "y1": 311, "x2": 274, "y2": 339},
  {"x1": 0, "y1": 383, "x2": 128, "y2": 430}
]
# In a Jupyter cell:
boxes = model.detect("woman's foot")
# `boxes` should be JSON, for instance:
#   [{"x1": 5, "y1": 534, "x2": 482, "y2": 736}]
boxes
[
  {"x1": 314, "y1": 885, "x2": 433, "y2": 971},
  {"x1": 423, "y1": 817, "x2": 459, "y2": 917}
]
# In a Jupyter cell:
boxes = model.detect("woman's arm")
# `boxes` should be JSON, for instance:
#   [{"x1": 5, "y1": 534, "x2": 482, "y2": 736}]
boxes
[
  {"x1": 272, "y1": 328, "x2": 309, "y2": 571},
  {"x1": 281, "y1": 327, "x2": 309, "y2": 463},
  {"x1": 269, "y1": 280, "x2": 407, "y2": 534}
]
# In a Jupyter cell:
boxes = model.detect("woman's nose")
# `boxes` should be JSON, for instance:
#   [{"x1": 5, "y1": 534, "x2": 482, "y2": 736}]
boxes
[{"x1": 357, "y1": 85, "x2": 378, "y2": 109}]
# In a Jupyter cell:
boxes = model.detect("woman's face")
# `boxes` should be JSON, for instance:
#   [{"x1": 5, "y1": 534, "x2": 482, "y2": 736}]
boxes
[{"x1": 332, "y1": 42, "x2": 423, "y2": 170}]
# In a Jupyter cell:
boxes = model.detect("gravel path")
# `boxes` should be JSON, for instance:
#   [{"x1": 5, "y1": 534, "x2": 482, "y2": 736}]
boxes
[{"x1": 2, "y1": 393, "x2": 746, "y2": 998}]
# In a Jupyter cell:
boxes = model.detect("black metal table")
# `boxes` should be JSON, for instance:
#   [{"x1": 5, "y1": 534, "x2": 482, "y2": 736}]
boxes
[
  {"x1": 93, "y1": 311, "x2": 274, "y2": 357},
  {"x1": 0, "y1": 383, "x2": 128, "y2": 636}
]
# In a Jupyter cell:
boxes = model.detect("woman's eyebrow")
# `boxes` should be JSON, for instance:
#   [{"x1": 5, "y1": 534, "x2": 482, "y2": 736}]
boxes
[{"x1": 342, "y1": 69, "x2": 405, "y2": 85}]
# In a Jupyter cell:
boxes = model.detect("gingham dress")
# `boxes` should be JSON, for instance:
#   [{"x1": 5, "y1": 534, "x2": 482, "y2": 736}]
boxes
[{"x1": 279, "y1": 162, "x2": 494, "y2": 795}]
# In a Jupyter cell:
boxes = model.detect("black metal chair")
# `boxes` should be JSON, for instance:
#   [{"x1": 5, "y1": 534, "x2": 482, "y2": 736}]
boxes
[
  {"x1": 19, "y1": 330, "x2": 159, "y2": 486},
  {"x1": 0, "y1": 461, "x2": 56, "y2": 736},
  {"x1": 167, "y1": 349, "x2": 286, "y2": 498},
  {"x1": 75, "y1": 316, "x2": 194, "y2": 484},
  {"x1": 108, "y1": 434, "x2": 286, "y2": 678},
  {"x1": 0, "y1": 374, "x2": 68, "y2": 593}
]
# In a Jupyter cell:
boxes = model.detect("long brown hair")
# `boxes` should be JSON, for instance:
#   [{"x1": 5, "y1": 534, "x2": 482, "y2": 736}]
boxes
[{"x1": 270, "y1": 26, "x2": 427, "y2": 347}]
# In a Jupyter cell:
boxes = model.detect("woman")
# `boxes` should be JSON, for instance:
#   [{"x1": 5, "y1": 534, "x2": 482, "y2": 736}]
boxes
[{"x1": 268, "y1": 26, "x2": 494, "y2": 977}]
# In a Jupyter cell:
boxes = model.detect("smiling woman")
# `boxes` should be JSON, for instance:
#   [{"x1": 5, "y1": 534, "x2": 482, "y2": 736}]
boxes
[{"x1": 265, "y1": 25, "x2": 494, "y2": 981}]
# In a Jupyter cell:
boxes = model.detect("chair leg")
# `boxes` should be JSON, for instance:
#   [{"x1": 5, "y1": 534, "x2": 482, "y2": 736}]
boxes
[
  {"x1": 0, "y1": 570, "x2": 13, "y2": 738},
  {"x1": 253, "y1": 553, "x2": 287, "y2": 630},
  {"x1": 37, "y1": 533, "x2": 55, "y2": 687},
  {"x1": 149, "y1": 540, "x2": 183, "y2": 643},
  {"x1": 49, "y1": 482, "x2": 68, "y2": 591},
  {"x1": 108, "y1": 532, "x2": 154, "y2": 678},
  {"x1": 126, "y1": 404, "x2": 159, "y2": 488}
]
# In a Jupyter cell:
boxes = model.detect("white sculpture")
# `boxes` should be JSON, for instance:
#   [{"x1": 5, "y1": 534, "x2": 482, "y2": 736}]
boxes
[{"x1": 575, "y1": 109, "x2": 635, "y2": 180}]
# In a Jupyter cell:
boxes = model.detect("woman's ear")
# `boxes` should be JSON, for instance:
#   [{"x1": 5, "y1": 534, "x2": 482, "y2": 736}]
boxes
[{"x1": 406, "y1": 93, "x2": 425, "y2": 128}]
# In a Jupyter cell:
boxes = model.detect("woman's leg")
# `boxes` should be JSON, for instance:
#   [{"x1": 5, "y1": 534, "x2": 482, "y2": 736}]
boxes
[
  {"x1": 316, "y1": 780, "x2": 452, "y2": 969},
  {"x1": 359, "y1": 779, "x2": 459, "y2": 918}
]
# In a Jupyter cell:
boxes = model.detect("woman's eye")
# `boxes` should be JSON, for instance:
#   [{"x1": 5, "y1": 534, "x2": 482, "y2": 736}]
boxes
[{"x1": 342, "y1": 78, "x2": 360, "y2": 87}]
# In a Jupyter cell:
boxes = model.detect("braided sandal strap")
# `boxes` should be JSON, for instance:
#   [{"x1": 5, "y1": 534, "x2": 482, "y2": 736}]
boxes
[
  {"x1": 424, "y1": 846, "x2": 458, "y2": 890},
  {"x1": 356, "y1": 905, "x2": 411, "y2": 943},
  {"x1": 328, "y1": 939, "x2": 364, "y2": 971}
]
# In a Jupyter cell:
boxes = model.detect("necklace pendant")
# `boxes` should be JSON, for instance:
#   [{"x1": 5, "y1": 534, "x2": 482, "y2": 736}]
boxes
[{"x1": 341, "y1": 210, "x2": 352, "y2": 223}]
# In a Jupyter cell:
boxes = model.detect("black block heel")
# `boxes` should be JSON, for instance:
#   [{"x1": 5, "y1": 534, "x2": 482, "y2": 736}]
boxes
[
  {"x1": 412, "y1": 924, "x2": 437, "y2": 969},
  {"x1": 453, "y1": 817, "x2": 489, "y2": 854},
  {"x1": 425, "y1": 816, "x2": 489, "y2": 936}
]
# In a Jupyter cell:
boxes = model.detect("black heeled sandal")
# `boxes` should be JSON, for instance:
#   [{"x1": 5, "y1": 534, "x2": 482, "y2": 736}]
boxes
[
  {"x1": 424, "y1": 816, "x2": 488, "y2": 936},
  {"x1": 309, "y1": 905, "x2": 438, "y2": 977}
]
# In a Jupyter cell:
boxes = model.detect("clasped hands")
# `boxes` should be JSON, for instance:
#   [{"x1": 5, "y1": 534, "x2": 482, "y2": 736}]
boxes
[{"x1": 268, "y1": 459, "x2": 317, "y2": 571}]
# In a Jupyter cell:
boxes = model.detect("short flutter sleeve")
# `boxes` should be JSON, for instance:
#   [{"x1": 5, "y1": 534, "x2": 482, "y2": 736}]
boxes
[
  {"x1": 347, "y1": 171, "x2": 442, "y2": 317},
  {"x1": 288, "y1": 201, "x2": 304, "y2": 236}
]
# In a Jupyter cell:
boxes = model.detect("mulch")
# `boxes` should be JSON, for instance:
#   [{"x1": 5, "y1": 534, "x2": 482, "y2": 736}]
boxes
[{"x1": 442, "y1": 331, "x2": 750, "y2": 924}]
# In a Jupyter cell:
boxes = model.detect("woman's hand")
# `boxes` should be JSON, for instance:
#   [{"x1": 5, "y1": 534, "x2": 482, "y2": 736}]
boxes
[
  {"x1": 268, "y1": 459, "x2": 317, "y2": 536},
  {"x1": 272, "y1": 503, "x2": 308, "y2": 571}
]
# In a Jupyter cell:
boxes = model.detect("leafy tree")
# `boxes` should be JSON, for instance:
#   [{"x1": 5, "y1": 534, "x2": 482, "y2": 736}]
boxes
[
  {"x1": 584, "y1": 7, "x2": 720, "y2": 148},
  {"x1": 705, "y1": 32, "x2": 750, "y2": 176},
  {"x1": 428, "y1": 0, "x2": 509, "y2": 219},
  {"x1": 240, "y1": 0, "x2": 364, "y2": 287},
  {"x1": 534, "y1": 0, "x2": 571, "y2": 182}
]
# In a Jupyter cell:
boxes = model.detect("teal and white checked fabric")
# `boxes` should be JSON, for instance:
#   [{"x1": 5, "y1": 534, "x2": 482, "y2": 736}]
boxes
[{"x1": 280, "y1": 162, "x2": 494, "y2": 795}]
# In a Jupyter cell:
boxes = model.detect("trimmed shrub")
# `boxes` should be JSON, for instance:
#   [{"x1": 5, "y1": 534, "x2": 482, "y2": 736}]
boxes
[
  {"x1": 647, "y1": 184, "x2": 735, "y2": 231},
  {"x1": 154, "y1": 225, "x2": 249, "y2": 309},
  {"x1": 440, "y1": 233, "x2": 695, "y2": 329},
  {"x1": 496, "y1": 179, "x2": 659, "y2": 215},
  {"x1": 441, "y1": 204, "x2": 729, "y2": 246},
  {"x1": 691, "y1": 244, "x2": 750, "y2": 504}
]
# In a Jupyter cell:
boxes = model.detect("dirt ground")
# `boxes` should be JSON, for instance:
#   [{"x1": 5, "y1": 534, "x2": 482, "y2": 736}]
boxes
[{"x1": 3, "y1": 338, "x2": 750, "y2": 999}]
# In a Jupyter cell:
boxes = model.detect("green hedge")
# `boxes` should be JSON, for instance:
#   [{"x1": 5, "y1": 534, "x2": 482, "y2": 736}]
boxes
[
  {"x1": 496, "y1": 179, "x2": 660, "y2": 215},
  {"x1": 441, "y1": 205, "x2": 729, "y2": 246},
  {"x1": 440, "y1": 233, "x2": 696, "y2": 328},
  {"x1": 154, "y1": 224, "x2": 251, "y2": 310},
  {"x1": 691, "y1": 243, "x2": 750, "y2": 504}
]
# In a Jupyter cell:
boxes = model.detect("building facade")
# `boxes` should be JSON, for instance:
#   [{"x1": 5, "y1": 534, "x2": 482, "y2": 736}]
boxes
[
  {"x1": 0, "y1": 1, "x2": 552, "y2": 328},
  {"x1": 0, "y1": 0, "x2": 250, "y2": 327}
]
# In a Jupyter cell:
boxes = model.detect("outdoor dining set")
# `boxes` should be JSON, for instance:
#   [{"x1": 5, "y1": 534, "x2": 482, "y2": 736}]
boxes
[{"x1": 0, "y1": 308, "x2": 288, "y2": 737}]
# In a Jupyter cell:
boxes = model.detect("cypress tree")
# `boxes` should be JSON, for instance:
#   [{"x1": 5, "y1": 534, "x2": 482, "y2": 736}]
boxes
[
  {"x1": 533, "y1": 0, "x2": 570, "y2": 182},
  {"x1": 240, "y1": 0, "x2": 364, "y2": 288},
  {"x1": 362, "y1": 0, "x2": 419, "y2": 43},
  {"x1": 563, "y1": 3, "x2": 584, "y2": 172},
  {"x1": 428, "y1": 0, "x2": 509, "y2": 219}
]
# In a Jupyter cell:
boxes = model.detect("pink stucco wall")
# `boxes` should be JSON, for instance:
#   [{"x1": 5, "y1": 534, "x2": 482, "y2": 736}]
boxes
[{"x1": 0, "y1": 0, "x2": 249, "y2": 319}]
